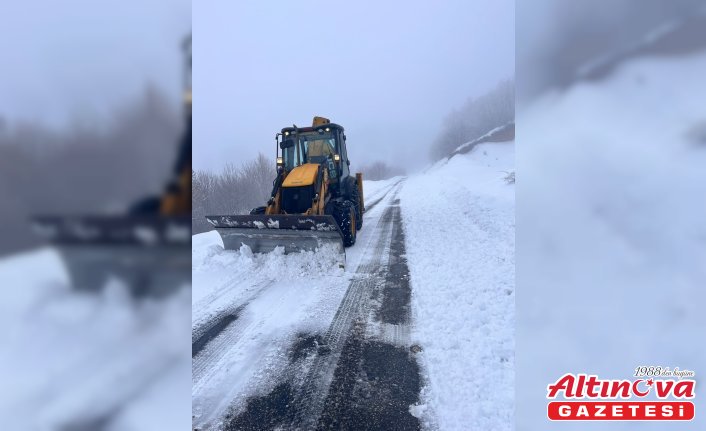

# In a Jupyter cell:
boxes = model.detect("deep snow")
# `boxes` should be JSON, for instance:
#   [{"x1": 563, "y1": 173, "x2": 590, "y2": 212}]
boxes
[{"x1": 401, "y1": 141, "x2": 515, "y2": 430}]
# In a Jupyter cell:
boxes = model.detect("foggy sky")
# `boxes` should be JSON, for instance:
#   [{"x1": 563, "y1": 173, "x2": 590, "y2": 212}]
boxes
[
  {"x1": 0, "y1": 0, "x2": 190, "y2": 128},
  {"x1": 193, "y1": 0, "x2": 514, "y2": 172}
]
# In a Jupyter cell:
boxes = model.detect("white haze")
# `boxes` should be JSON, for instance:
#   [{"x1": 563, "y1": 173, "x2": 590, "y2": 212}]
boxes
[
  {"x1": 0, "y1": 0, "x2": 191, "y2": 129},
  {"x1": 193, "y1": 0, "x2": 514, "y2": 172}
]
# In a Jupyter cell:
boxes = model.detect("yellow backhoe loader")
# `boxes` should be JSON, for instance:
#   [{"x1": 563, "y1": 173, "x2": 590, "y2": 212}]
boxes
[{"x1": 206, "y1": 117, "x2": 364, "y2": 264}]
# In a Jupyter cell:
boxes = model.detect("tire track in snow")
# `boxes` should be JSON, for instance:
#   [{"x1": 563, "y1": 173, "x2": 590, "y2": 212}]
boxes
[
  {"x1": 288, "y1": 202, "x2": 395, "y2": 430},
  {"x1": 316, "y1": 197, "x2": 423, "y2": 431},
  {"x1": 192, "y1": 279, "x2": 271, "y2": 358},
  {"x1": 192, "y1": 272, "x2": 269, "y2": 331},
  {"x1": 363, "y1": 178, "x2": 404, "y2": 214},
  {"x1": 192, "y1": 304, "x2": 264, "y2": 385}
]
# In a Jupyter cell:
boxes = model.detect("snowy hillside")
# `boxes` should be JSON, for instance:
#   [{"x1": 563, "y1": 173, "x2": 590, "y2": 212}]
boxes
[
  {"x1": 517, "y1": 46, "x2": 706, "y2": 429},
  {"x1": 402, "y1": 141, "x2": 515, "y2": 430}
]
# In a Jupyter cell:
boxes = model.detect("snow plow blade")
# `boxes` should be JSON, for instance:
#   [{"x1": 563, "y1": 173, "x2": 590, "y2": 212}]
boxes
[
  {"x1": 31, "y1": 215, "x2": 191, "y2": 297},
  {"x1": 205, "y1": 214, "x2": 345, "y2": 257}
]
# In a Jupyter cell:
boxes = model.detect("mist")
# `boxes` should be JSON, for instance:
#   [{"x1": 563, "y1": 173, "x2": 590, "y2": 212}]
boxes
[
  {"x1": 517, "y1": 0, "x2": 706, "y2": 104},
  {"x1": 193, "y1": 0, "x2": 514, "y2": 173},
  {"x1": 0, "y1": 0, "x2": 190, "y2": 128}
]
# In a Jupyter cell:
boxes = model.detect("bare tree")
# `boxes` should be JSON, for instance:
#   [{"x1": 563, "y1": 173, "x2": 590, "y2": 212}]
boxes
[{"x1": 191, "y1": 153, "x2": 274, "y2": 234}]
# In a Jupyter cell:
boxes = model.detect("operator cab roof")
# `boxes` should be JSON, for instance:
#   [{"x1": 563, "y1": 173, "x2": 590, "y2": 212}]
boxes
[{"x1": 281, "y1": 123, "x2": 344, "y2": 134}]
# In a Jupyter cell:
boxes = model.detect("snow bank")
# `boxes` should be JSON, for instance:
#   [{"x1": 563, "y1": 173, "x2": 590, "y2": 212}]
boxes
[
  {"x1": 401, "y1": 141, "x2": 515, "y2": 430},
  {"x1": 517, "y1": 51, "x2": 706, "y2": 430}
]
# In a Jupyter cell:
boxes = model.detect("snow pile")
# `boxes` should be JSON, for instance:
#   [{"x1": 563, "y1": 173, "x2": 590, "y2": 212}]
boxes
[
  {"x1": 0, "y1": 248, "x2": 191, "y2": 430},
  {"x1": 192, "y1": 231, "x2": 346, "y2": 329},
  {"x1": 400, "y1": 141, "x2": 515, "y2": 430},
  {"x1": 517, "y1": 51, "x2": 706, "y2": 429},
  {"x1": 193, "y1": 231, "x2": 344, "y2": 281}
]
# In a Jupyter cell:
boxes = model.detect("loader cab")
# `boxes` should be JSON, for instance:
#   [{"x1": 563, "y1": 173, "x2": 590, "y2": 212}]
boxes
[{"x1": 278, "y1": 124, "x2": 348, "y2": 181}]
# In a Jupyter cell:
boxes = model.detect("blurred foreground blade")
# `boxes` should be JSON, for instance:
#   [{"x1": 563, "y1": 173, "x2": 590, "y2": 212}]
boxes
[{"x1": 32, "y1": 215, "x2": 191, "y2": 297}]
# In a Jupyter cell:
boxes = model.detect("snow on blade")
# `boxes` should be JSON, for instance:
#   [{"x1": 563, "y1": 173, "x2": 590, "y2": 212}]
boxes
[{"x1": 266, "y1": 219, "x2": 279, "y2": 228}]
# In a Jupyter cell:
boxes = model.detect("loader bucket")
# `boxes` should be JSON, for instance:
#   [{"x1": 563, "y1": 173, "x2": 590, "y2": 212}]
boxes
[
  {"x1": 205, "y1": 214, "x2": 345, "y2": 258},
  {"x1": 32, "y1": 215, "x2": 191, "y2": 297}
]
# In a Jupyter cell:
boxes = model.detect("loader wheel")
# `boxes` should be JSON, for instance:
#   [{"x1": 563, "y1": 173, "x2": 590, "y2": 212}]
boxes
[
  {"x1": 350, "y1": 183, "x2": 363, "y2": 231},
  {"x1": 250, "y1": 206, "x2": 266, "y2": 215},
  {"x1": 333, "y1": 200, "x2": 356, "y2": 247}
]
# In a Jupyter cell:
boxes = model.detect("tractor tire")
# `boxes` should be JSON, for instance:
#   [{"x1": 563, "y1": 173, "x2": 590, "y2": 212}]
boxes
[
  {"x1": 350, "y1": 182, "x2": 363, "y2": 231},
  {"x1": 333, "y1": 200, "x2": 357, "y2": 247},
  {"x1": 250, "y1": 206, "x2": 266, "y2": 215}
]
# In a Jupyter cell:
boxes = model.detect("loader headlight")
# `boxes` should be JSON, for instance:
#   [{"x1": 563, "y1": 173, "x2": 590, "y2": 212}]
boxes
[
  {"x1": 276, "y1": 157, "x2": 283, "y2": 165},
  {"x1": 333, "y1": 154, "x2": 341, "y2": 162}
]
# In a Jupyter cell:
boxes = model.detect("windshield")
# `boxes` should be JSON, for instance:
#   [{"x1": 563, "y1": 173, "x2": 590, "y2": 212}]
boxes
[{"x1": 282, "y1": 131, "x2": 337, "y2": 170}]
